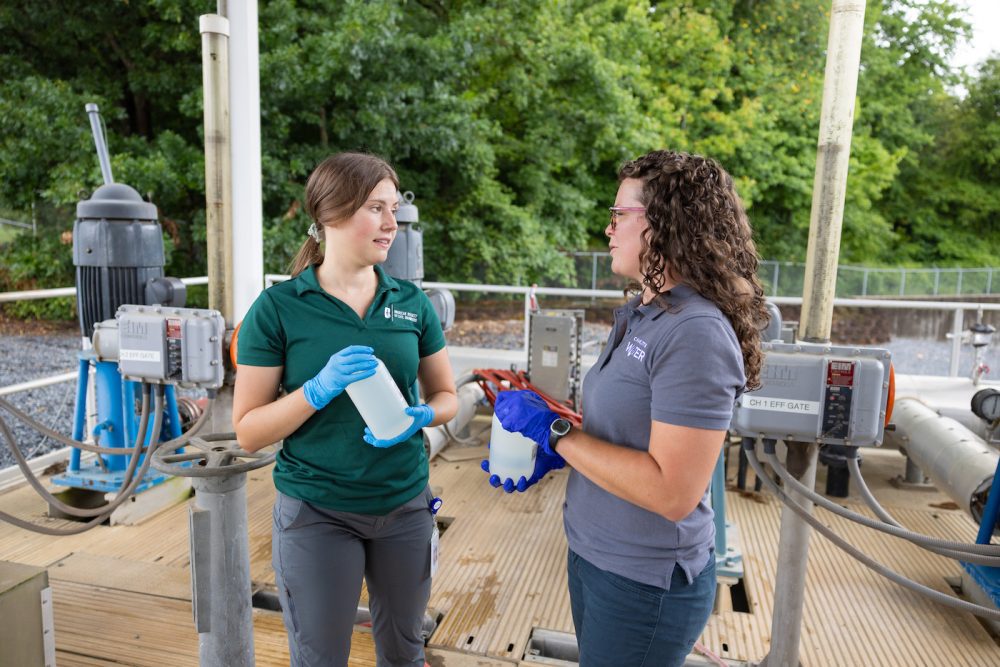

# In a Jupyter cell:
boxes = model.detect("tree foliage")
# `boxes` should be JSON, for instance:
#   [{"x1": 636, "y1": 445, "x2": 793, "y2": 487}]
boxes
[{"x1": 0, "y1": 0, "x2": 995, "y2": 311}]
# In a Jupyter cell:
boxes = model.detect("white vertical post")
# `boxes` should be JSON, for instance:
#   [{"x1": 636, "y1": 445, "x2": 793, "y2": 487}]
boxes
[
  {"x1": 798, "y1": 0, "x2": 866, "y2": 343},
  {"x1": 226, "y1": 1, "x2": 265, "y2": 323},
  {"x1": 200, "y1": 14, "x2": 234, "y2": 325},
  {"x1": 765, "y1": 2, "x2": 866, "y2": 666},
  {"x1": 949, "y1": 308, "x2": 964, "y2": 377}
]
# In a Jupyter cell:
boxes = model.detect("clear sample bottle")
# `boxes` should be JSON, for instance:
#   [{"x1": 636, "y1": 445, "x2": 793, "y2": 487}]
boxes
[
  {"x1": 345, "y1": 359, "x2": 414, "y2": 441},
  {"x1": 488, "y1": 413, "x2": 537, "y2": 482}
]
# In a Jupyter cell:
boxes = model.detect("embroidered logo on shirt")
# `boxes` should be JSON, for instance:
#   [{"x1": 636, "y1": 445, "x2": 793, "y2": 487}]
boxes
[
  {"x1": 624, "y1": 336, "x2": 647, "y2": 362},
  {"x1": 385, "y1": 305, "x2": 418, "y2": 323}
]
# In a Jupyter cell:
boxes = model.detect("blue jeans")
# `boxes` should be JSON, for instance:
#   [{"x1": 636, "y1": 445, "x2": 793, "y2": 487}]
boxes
[{"x1": 567, "y1": 549, "x2": 716, "y2": 667}]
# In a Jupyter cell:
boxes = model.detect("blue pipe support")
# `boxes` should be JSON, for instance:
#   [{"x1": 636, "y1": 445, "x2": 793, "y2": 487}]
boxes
[
  {"x1": 95, "y1": 361, "x2": 127, "y2": 471},
  {"x1": 69, "y1": 355, "x2": 91, "y2": 473},
  {"x1": 976, "y1": 457, "x2": 1000, "y2": 546},
  {"x1": 712, "y1": 450, "x2": 727, "y2": 556},
  {"x1": 121, "y1": 379, "x2": 139, "y2": 467},
  {"x1": 962, "y1": 454, "x2": 1000, "y2": 610},
  {"x1": 712, "y1": 445, "x2": 744, "y2": 579},
  {"x1": 163, "y1": 385, "x2": 182, "y2": 440}
]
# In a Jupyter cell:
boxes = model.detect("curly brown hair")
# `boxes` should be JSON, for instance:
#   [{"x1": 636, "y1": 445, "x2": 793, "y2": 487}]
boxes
[{"x1": 618, "y1": 150, "x2": 769, "y2": 389}]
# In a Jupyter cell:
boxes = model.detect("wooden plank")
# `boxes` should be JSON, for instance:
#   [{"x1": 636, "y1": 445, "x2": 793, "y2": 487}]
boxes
[
  {"x1": 3, "y1": 448, "x2": 999, "y2": 665},
  {"x1": 50, "y1": 579, "x2": 377, "y2": 666},
  {"x1": 438, "y1": 445, "x2": 490, "y2": 462},
  {"x1": 49, "y1": 552, "x2": 191, "y2": 601},
  {"x1": 427, "y1": 458, "x2": 572, "y2": 661}
]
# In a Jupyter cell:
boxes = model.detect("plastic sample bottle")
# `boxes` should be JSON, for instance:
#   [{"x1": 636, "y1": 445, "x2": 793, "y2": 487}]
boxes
[
  {"x1": 345, "y1": 359, "x2": 414, "y2": 441},
  {"x1": 488, "y1": 413, "x2": 537, "y2": 482}
]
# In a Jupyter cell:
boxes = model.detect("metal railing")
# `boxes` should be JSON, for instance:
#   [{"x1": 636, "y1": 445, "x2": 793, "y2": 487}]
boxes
[
  {"x1": 4, "y1": 275, "x2": 1000, "y2": 377},
  {"x1": 569, "y1": 252, "x2": 999, "y2": 298},
  {"x1": 0, "y1": 276, "x2": 209, "y2": 303}
]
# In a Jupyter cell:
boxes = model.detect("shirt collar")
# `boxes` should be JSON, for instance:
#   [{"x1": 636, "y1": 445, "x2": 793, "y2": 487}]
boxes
[
  {"x1": 625, "y1": 284, "x2": 698, "y2": 321},
  {"x1": 294, "y1": 264, "x2": 400, "y2": 296}
]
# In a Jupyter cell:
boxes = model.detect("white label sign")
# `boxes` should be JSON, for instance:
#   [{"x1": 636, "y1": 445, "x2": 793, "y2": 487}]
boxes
[
  {"x1": 120, "y1": 349, "x2": 161, "y2": 363},
  {"x1": 740, "y1": 394, "x2": 820, "y2": 415}
]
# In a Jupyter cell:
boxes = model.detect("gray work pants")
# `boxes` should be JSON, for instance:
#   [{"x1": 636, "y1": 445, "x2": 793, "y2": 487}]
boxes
[{"x1": 272, "y1": 487, "x2": 434, "y2": 667}]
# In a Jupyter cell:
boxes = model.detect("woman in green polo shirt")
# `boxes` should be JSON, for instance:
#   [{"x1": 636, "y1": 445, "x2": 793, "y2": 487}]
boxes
[{"x1": 233, "y1": 152, "x2": 458, "y2": 667}]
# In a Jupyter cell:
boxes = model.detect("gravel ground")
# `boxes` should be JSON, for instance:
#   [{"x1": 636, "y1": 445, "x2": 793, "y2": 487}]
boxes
[
  {"x1": 0, "y1": 335, "x2": 82, "y2": 469},
  {"x1": 1, "y1": 323, "x2": 998, "y2": 468}
]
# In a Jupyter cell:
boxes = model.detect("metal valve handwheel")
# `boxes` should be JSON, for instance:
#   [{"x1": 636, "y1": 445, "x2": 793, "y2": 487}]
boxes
[{"x1": 152, "y1": 431, "x2": 277, "y2": 477}]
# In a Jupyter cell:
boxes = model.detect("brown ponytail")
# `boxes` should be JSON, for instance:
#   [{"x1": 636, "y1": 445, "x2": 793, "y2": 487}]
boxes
[
  {"x1": 288, "y1": 236, "x2": 324, "y2": 276},
  {"x1": 288, "y1": 152, "x2": 399, "y2": 276}
]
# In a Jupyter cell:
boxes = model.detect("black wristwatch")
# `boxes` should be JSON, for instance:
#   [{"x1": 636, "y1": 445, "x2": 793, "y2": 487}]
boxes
[{"x1": 549, "y1": 418, "x2": 572, "y2": 451}]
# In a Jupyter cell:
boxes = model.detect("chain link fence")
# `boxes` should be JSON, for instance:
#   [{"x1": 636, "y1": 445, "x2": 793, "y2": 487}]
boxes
[{"x1": 564, "y1": 253, "x2": 999, "y2": 298}]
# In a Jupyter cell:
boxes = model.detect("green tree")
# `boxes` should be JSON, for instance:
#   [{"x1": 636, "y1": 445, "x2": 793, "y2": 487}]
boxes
[{"x1": 0, "y1": 0, "x2": 993, "y2": 322}]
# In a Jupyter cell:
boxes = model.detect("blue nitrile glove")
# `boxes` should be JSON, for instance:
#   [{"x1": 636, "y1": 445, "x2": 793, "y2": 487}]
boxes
[
  {"x1": 302, "y1": 345, "x2": 378, "y2": 410},
  {"x1": 363, "y1": 404, "x2": 435, "y2": 448},
  {"x1": 494, "y1": 390, "x2": 560, "y2": 455},
  {"x1": 480, "y1": 446, "x2": 565, "y2": 493},
  {"x1": 483, "y1": 390, "x2": 566, "y2": 492}
]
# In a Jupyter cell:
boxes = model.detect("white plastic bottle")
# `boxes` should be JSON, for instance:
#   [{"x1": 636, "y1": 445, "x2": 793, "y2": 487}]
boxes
[
  {"x1": 345, "y1": 359, "x2": 414, "y2": 441},
  {"x1": 488, "y1": 413, "x2": 537, "y2": 482}
]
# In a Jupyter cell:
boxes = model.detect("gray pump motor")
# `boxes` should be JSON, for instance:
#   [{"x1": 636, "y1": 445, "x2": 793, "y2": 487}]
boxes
[
  {"x1": 383, "y1": 191, "x2": 424, "y2": 284},
  {"x1": 381, "y1": 191, "x2": 454, "y2": 331},
  {"x1": 73, "y1": 183, "x2": 185, "y2": 338}
]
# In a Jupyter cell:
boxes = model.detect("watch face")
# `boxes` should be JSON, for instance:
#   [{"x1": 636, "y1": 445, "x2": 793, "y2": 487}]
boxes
[{"x1": 552, "y1": 419, "x2": 571, "y2": 436}]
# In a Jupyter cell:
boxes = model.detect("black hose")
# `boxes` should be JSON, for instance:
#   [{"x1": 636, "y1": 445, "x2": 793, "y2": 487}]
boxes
[{"x1": 745, "y1": 447, "x2": 1000, "y2": 622}]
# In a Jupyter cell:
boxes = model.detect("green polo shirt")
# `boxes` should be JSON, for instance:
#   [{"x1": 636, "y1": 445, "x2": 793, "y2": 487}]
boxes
[{"x1": 237, "y1": 264, "x2": 446, "y2": 515}]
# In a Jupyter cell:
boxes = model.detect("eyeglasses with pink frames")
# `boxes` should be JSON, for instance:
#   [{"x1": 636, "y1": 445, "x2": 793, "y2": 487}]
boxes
[{"x1": 608, "y1": 206, "x2": 646, "y2": 230}]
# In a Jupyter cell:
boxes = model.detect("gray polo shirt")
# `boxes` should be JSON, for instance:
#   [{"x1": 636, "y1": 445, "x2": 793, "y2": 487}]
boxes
[{"x1": 564, "y1": 285, "x2": 745, "y2": 590}]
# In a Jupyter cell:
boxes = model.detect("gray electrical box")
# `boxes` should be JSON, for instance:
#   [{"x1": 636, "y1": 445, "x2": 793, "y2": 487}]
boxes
[
  {"x1": 0, "y1": 561, "x2": 54, "y2": 667},
  {"x1": 528, "y1": 309, "x2": 584, "y2": 408},
  {"x1": 730, "y1": 342, "x2": 892, "y2": 447},
  {"x1": 93, "y1": 305, "x2": 226, "y2": 389}
]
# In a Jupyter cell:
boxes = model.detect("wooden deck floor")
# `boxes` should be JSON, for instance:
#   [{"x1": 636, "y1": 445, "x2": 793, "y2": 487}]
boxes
[{"x1": 0, "y1": 441, "x2": 998, "y2": 666}]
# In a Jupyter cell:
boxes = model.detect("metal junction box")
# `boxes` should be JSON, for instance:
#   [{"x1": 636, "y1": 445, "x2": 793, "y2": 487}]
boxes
[
  {"x1": 730, "y1": 342, "x2": 892, "y2": 447},
  {"x1": 528, "y1": 309, "x2": 584, "y2": 409},
  {"x1": 114, "y1": 305, "x2": 225, "y2": 389},
  {"x1": 0, "y1": 561, "x2": 55, "y2": 667}
]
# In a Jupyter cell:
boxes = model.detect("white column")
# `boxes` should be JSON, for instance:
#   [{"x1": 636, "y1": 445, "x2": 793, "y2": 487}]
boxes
[{"x1": 227, "y1": 1, "x2": 265, "y2": 323}]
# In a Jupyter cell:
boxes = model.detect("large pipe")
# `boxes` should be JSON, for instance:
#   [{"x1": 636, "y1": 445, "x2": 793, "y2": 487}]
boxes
[
  {"x1": 424, "y1": 380, "x2": 484, "y2": 460},
  {"x1": 886, "y1": 398, "x2": 999, "y2": 523},
  {"x1": 200, "y1": 14, "x2": 234, "y2": 327},
  {"x1": 765, "y1": 3, "x2": 867, "y2": 666}
]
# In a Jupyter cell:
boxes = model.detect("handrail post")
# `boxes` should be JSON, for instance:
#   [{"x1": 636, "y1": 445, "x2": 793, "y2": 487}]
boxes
[
  {"x1": 949, "y1": 308, "x2": 964, "y2": 377},
  {"x1": 523, "y1": 290, "x2": 531, "y2": 359}
]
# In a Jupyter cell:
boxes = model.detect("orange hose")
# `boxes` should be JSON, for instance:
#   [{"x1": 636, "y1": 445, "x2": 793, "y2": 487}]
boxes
[{"x1": 472, "y1": 368, "x2": 582, "y2": 426}]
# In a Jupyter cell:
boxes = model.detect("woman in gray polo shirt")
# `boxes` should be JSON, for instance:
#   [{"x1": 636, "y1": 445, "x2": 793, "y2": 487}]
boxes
[{"x1": 489, "y1": 150, "x2": 768, "y2": 666}]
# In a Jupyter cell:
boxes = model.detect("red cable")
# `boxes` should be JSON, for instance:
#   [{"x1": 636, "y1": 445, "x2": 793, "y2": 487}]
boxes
[{"x1": 472, "y1": 368, "x2": 582, "y2": 426}]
